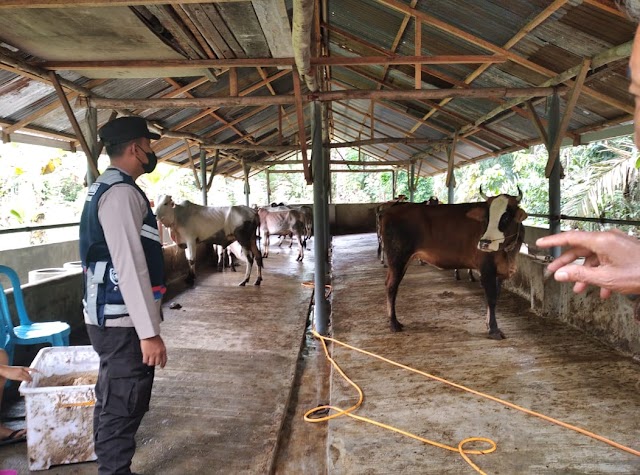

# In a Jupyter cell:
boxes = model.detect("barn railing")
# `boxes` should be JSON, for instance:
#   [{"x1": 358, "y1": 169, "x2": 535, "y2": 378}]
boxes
[{"x1": 527, "y1": 213, "x2": 640, "y2": 228}]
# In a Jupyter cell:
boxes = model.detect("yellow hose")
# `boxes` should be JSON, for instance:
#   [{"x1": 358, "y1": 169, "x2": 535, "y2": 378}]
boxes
[{"x1": 305, "y1": 330, "x2": 640, "y2": 474}]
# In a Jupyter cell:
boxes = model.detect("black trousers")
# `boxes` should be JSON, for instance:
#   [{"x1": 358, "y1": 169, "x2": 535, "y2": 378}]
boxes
[{"x1": 87, "y1": 325, "x2": 155, "y2": 475}]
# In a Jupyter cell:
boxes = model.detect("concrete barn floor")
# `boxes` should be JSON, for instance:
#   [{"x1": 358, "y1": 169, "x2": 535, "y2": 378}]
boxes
[{"x1": 1, "y1": 233, "x2": 640, "y2": 474}]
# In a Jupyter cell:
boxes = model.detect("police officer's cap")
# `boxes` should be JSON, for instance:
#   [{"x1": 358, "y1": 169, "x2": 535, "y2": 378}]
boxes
[{"x1": 98, "y1": 116, "x2": 160, "y2": 145}]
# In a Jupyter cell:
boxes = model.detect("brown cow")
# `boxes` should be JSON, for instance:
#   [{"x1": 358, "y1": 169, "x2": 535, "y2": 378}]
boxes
[{"x1": 380, "y1": 188, "x2": 527, "y2": 339}]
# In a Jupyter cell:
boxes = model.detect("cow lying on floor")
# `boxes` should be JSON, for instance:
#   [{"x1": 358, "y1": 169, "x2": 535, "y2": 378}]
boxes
[
  {"x1": 380, "y1": 188, "x2": 527, "y2": 339},
  {"x1": 155, "y1": 195, "x2": 263, "y2": 286}
]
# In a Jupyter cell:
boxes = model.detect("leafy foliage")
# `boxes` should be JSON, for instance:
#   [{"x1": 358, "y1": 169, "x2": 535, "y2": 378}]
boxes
[{"x1": 2, "y1": 135, "x2": 640, "y2": 244}]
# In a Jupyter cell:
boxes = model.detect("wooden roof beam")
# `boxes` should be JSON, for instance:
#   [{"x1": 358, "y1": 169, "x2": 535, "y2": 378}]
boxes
[
  {"x1": 0, "y1": 0, "x2": 247, "y2": 8},
  {"x1": 334, "y1": 65, "x2": 530, "y2": 150},
  {"x1": 41, "y1": 55, "x2": 506, "y2": 72},
  {"x1": 416, "y1": 0, "x2": 570, "y2": 124},
  {"x1": 376, "y1": 0, "x2": 633, "y2": 114},
  {"x1": 83, "y1": 86, "x2": 564, "y2": 109}
]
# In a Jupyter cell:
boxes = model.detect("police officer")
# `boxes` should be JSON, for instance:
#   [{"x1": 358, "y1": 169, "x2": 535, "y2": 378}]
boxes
[{"x1": 80, "y1": 116, "x2": 167, "y2": 475}]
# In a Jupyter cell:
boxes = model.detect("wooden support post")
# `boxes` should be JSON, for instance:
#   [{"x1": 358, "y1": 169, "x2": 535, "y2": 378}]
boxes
[
  {"x1": 292, "y1": 70, "x2": 311, "y2": 184},
  {"x1": 546, "y1": 59, "x2": 591, "y2": 177},
  {"x1": 408, "y1": 162, "x2": 415, "y2": 202},
  {"x1": 278, "y1": 106, "x2": 283, "y2": 144},
  {"x1": 370, "y1": 100, "x2": 375, "y2": 139},
  {"x1": 185, "y1": 139, "x2": 202, "y2": 190},
  {"x1": 446, "y1": 132, "x2": 458, "y2": 203},
  {"x1": 415, "y1": 18, "x2": 421, "y2": 89},
  {"x1": 206, "y1": 149, "x2": 218, "y2": 191},
  {"x1": 242, "y1": 159, "x2": 251, "y2": 207},
  {"x1": 48, "y1": 71, "x2": 100, "y2": 180},
  {"x1": 266, "y1": 169, "x2": 271, "y2": 205},
  {"x1": 200, "y1": 148, "x2": 207, "y2": 205},
  {"x1": 82, "y1": 106, "x2": 99, "y2": 186},
  {"x1": 229, "y1": 67, "x2": 238, "y2": 97}
]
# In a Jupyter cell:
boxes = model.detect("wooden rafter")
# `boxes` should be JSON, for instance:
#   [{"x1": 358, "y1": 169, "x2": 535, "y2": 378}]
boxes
[
  {"x1": 48, "y1": 72, "x2": 100, "y2": 179},
  {"x1": 291, "y1": 70, "x2": 310, "y2": 183},
  {"x1": 334, "y1": 64, "x2": 530, "y2": 150},
  {"x1": 0, "y1": 0, "x2": 247, "y2": 7},
  {"x1": 376, "y1": 0, "x2": 632, "y2": 113},
  {"x1": 41, "y1": 55, "x2": 505, "y2": 72},
  {"x1": 84, "y1": 86, "x2": 563, "y2": 110},
  {"x1": 545, "y1": 59, "x2": 592, "y2": 177}
]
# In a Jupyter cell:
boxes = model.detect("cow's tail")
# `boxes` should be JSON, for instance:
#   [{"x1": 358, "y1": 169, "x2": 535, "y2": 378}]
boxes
[{"x1": 253, "y1": 213, "x2": 264, "y2": 268}]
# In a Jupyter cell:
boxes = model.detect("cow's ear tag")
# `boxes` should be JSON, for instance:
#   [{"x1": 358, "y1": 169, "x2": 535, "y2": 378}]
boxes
[
  {"x1": 515, "y1": 209, "x2": 528, "y2": 223},
  {"x1": 465, "y1": 207, "x2": 486, "y2": 222}
]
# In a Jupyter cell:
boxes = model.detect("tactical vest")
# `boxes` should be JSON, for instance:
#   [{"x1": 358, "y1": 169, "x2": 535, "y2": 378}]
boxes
[{"x1": 79, "y1": 168, "x2": 165, "y2": 326}]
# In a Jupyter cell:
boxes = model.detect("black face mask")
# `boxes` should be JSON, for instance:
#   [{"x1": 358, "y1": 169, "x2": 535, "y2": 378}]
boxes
[
  {"x1": 142, "y1": 151, "x2": 158, "y2": 174},
  {"x1": 136, "y1": 145, "x2": 157, "y2": 174}
]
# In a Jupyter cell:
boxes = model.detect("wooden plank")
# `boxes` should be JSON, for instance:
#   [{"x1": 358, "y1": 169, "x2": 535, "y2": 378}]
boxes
[
  {"x1": 0, "y1": 0, "x2": 247, "y2": 8},
  {"x1": 145, "y1": 5, "x2": 208, "y2": 59},
  {"x1": 182, "y1": 4, "x2": 234, "y2": 58},
  {"x1": 200, "y1": 4, "x2": 246, "y2": 58},
  {"x1": 42, "y1": 55, "x2": 504, "y2": 71},
  {"x1": 216, "y1": 2, "x2": 271, "y2": 57},
  {"x1": 252, "y1": 0, "x2": 294, "y2": 58}
]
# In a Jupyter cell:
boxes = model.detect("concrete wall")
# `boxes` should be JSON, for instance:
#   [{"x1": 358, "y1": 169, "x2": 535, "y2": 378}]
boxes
[
  {"x1": 330, "y1": 203, "x2": 377, "y2": 235},
  {"x1": 0, "y1": 240, "x2": 80, "y2": 283},
  {"x1": 504, "y1": 253, "x2": 640, "y2": 358}
]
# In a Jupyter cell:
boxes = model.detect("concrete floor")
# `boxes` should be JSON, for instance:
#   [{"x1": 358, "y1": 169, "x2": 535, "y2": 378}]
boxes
[
  {"x1": 326, "y1": 234, "x2": 640, "y2": 474},
  {"x1": 1, "y1": 233, "x2": 640, "y2": 474}
]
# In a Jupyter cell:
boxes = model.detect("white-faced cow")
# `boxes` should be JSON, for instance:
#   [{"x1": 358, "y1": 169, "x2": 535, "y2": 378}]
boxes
[
  {"x1": 257, "y1": 207, "x2": 306, "y2": 261},
  {"x1": 156, "y1": 195, "x2": 263, "y2": 286},
  {"x1": 380, "y1": 188, "x2": 527, "y2": 339}
]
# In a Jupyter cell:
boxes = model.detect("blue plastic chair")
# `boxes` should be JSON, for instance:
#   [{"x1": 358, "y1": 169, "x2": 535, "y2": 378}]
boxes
[
  {"x1": 0, "y1": 265, "x2": 71, "y2": 356},
  {"x1": 0, "y1": 303, "x2": 15, "y2": 365}
]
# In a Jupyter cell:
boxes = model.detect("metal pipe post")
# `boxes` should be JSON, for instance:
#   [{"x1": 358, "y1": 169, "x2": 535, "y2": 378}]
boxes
[{"x1": 312, "y1": 101, "x2": 329, "y2": 335}]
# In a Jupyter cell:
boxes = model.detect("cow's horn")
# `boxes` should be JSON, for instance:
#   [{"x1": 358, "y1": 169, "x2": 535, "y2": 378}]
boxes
[
  {"x1": 516, "y1": 186, "x2": 523, "y2": 202},
  {"x1": 479, "y1": 186, "x2": 488, "y2": 201}
]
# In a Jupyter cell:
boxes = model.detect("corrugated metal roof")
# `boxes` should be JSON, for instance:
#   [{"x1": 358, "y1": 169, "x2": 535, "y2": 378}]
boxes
[{"x1": 0, "y1": 0, "x2": 635, "y2": 179}]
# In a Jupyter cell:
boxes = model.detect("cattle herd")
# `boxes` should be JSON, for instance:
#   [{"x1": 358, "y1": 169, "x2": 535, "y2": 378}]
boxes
[{"x1": 155, "y1": 188, "x2": 527, "y2": 340}]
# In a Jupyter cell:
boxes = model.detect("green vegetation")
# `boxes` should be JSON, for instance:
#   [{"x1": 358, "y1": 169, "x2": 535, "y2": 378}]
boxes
[{"x1": 1, "y1": 135, "x2": 638, "y2": 242}]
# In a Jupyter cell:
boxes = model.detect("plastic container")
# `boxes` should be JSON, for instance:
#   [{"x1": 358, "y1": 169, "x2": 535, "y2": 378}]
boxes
[
  {"x1": 62, "y1": 261, "x2": 83, "y2": 272},
  {"x1": 19, "y1": 346, "x2": 99, "y2": 471}
]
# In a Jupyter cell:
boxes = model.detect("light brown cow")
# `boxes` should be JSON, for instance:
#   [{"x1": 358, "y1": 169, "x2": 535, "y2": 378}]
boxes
[{"x1": 257, "y1": 207, "x2": 306, "y2": 261}]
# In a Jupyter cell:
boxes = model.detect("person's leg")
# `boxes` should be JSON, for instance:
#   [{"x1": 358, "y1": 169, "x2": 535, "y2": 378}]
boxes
[
  {"x1": 88, "y1": 326, "x2": 154, "y2": 475},
  {"x1": 0, "y1": 349, "x2": 26, "y2": 441}
]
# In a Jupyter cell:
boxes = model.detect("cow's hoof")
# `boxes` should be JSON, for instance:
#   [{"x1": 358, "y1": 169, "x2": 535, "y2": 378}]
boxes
[
  {"x1": 488, "y1": 329, "x2": 505, "y2": 340},
  {"x1": 238, "y1": 281, "x2": 247, "y2": 287},
  {"x1": 254, "y1": 279, "x2": 262, "y2": 286},
  {"x1": 185, "y1": 276, "x2": 195, "y2": 287},
  {"x1": 390, "y1": 321, "x2": 404, "y2": 332}
]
